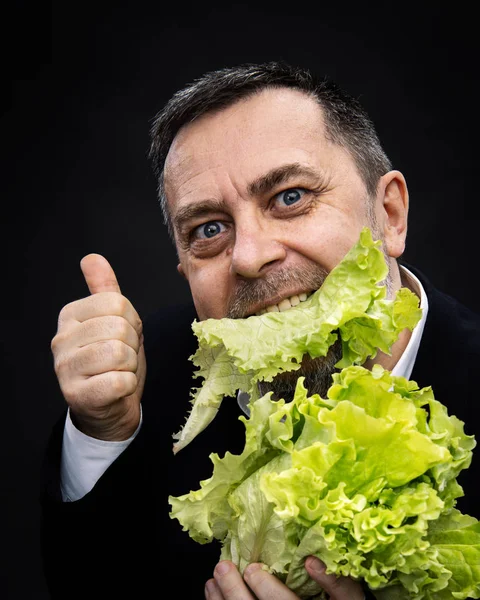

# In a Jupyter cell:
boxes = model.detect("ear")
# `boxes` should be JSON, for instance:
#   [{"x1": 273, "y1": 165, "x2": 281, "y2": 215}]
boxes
[{"x1": 377, "y1": 170, "x2": 409, "y2": 258}]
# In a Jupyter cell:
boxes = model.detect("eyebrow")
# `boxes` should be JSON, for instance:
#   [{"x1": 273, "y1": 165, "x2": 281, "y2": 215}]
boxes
[
  {"x1": 247, "y1": 163, "x2": 323, "y2": 196},
  {"x1": 173, "y1": 163, "x2": 323, "y2": 232},
  {"x1": 173, "y1": 198, "x2": 228, "y2": 233}
]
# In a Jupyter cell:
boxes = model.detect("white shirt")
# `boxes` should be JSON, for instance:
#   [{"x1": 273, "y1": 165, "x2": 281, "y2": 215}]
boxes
[{"x1": 61, "y1": 266, "x2": 428, "y2": 502}]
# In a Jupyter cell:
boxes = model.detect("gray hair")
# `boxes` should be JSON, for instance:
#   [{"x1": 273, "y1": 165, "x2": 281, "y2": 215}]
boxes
[{"x1": 148, "y1": 61, "x2": 392, "y2": 239}]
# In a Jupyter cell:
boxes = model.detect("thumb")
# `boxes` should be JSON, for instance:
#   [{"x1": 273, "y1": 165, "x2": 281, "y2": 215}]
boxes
[{"x1": 80, "y1": 253, "x2": 122, "y2": 294}]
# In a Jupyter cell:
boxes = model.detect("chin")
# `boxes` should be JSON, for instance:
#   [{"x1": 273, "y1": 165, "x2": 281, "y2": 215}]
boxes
[{"x1": 258, "y1": 338, "x2": 343, "y2": 401}]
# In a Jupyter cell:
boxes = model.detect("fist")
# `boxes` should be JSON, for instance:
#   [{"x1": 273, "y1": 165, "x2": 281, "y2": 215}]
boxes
[{"x1": 51, "y1": 254, "x2": 146, "y2": 441}]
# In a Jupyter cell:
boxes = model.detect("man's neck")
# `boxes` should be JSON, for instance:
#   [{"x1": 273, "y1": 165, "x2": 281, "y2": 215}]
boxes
[
  {"x1": 364, "y1": 263, "x2": 420, "y2": 373},
  {"x1": 363, "y1": 327, "x2": 413, "y2": 372}
]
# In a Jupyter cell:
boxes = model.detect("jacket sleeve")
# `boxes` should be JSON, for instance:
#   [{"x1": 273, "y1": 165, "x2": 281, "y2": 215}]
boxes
[
  {"x1": 39, "y1": 303, "x2": 220, "y2": 599},
  {"x1": 39, "y1": 406, "x2": 170, "y2": 598}
]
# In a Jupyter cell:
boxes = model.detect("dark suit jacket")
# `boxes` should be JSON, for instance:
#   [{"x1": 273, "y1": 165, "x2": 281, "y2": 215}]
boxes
[{"x1": 40, "y1": 270, "x2": 479, "y2": 599}]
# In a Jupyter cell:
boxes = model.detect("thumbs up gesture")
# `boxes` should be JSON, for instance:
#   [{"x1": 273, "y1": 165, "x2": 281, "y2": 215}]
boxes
[{"x1": 51, "y1": 255, "x2": 146, "y2": 441}]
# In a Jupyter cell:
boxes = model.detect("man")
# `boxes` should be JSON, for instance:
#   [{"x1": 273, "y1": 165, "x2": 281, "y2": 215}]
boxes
[{"x1": 41, "y1": 62, "x2": 479, "y2": 600}]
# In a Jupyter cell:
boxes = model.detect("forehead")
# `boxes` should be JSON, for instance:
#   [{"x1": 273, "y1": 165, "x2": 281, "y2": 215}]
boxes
[{"x1": 164, "y1": 88, "x2": 333, "y2": 193}]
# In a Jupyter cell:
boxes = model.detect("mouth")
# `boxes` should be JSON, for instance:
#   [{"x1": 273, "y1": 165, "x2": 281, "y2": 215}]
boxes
[{"x1": 251, "y1": 290, "x2": 315, "y2": 317}]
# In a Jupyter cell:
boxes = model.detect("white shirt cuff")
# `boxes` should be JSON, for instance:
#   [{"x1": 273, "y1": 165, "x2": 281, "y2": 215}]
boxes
[{"x1": 60, "y1": 407, "x2": 142, "y2": 502}]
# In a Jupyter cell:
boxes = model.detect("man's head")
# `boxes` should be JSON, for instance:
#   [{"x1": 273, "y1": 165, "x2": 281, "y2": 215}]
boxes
[
  {"x1": 148, "y1": 62, "x2": 409, "y2": 397},
  {"x1": 150, "y1": 62, "x2": 396, "y2": 239}
]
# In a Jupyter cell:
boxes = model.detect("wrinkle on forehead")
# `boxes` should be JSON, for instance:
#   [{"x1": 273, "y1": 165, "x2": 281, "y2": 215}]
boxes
[
  {"x1": 164, "y1": 142, "x2": 230, "y2": 205},
  {"x1": 164, "y1": 88, "x2": 348, "y2": 209},
  {"x1": 167, "y1": 149, "x2": 327, "y2": 215}
]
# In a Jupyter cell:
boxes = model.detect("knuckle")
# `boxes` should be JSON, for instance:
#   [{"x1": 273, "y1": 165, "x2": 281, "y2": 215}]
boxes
[
  {"x1": 50, "y1": 333, "x2": 61, "y2": 353},
  {"x1": 109, "y1": 371, "x2": 123, "y2": 395},
  {"x1": 111, "y1": 371, "x2": 136, "y2": 396},
  {"x1": 117, "y1": 317, "x2": 132, "y2": 341},
  {"x1": 245, "y1": 566, "x2": 276, "y2": 599},
  {"x1": 55, "y1": 349, "x2": 79, "y2": 378},
  {"x1": 58, "y1": 303, "x2": 72, "y2": 321},
  {"x1": 58, "y1": 300, "x2": 80, "y2": 324},
  {"x1": 113, "y1": 294, "x2": 128, "y2": 315},
  {"x1": 125, "y1": 371, "x2": 137, "y2": 394},
  {"x1": 109, "y1": 339, "x2": 130, "y2": 364},
  {"x1": 218, "y1": 580, "x2": 242, "y2": 597},
  {"x1": 100, "y1": 316, "x2": 134, "y2": 347},
  {"x1": 54, "y1": 354, "x2": 69, "y2": 377}
]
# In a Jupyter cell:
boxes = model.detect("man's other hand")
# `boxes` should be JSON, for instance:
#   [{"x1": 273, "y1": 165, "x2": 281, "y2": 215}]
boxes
[{"x1": 204, "y1": 558, "x2": 365, "y2": 599}]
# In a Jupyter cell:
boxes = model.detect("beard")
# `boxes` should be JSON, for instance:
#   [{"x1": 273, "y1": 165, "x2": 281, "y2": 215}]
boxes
[{"x1": 257, "y1": 337, "x2": 344, "y2": 401}]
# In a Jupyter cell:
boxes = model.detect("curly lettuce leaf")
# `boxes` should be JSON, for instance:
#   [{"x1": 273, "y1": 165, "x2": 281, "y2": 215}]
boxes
[
  {"x1": 169, "y1": 368, "x2": 477, "y2": 598},
  {"x1": 374, "y1": 509, "x2": 480, "y2": 599},
  {"x1": 172, "y1": 228, "x2": 421, "y2": 453},
  {"x1": 169, "y1": 391, "x2": 282, "y2": 543}
]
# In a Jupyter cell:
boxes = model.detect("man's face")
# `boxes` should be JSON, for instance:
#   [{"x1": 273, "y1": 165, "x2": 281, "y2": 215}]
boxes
[{"x1": 164, "y1": 88, "x2": 403, "y2": 322}]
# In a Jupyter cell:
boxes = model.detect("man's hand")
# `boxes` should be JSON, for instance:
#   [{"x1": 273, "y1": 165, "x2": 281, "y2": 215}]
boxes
[
  {"x1": 51, "y1": 254, "x2": 146, "y2": 440},
  {"x1": 204, "y1": 558, "x2": 365, "y2": 599}
]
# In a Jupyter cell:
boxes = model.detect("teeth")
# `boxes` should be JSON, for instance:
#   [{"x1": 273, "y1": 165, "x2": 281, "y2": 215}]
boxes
[
  {"x1": 290, "y1": 295, "x2": 300, "y2": 306},
  {"x1": 256, "y1": 292, "x2": 311, "y2": 316},
  {"x1": 278, "y1": 298, "x2": 292, "y2": 312}
]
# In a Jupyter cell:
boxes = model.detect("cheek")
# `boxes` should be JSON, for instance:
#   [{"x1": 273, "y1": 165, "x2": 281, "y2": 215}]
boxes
[
  {"x1": 294, "y1": 224, "x2": 360, "y2": 272},
  {"x1": 188, "y1": 267, "x2": 230, "y2": 320}
]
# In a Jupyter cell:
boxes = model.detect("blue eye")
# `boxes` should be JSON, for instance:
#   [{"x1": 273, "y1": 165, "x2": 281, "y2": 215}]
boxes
[
  {"x1": 275, "y1": 188, "x2": 304, "y2": 207},
  {"x1": 195, "y1": 221, "x2": 225, "y2": 239}
]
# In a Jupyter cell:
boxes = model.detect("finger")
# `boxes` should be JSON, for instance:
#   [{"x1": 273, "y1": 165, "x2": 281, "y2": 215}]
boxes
[
  {"x1": 205, "y1": 578, "x2": 225, "y2": 600},
  {"x1": 243, "y1": 563, "x2": 298, "y2": 599},
  {"x1": 64, "y1": 316, "x2": 141, "y2": 353},
  {"x1": 213, "y1": 561, "x2": 255, "y2": 600},
  {"x1": 67, "y1": 340, "x2": 138, "y2": 377},
  {"x1": 65, "y1": 370, "x2": 138, "y2": 409},
  {"x1": 80, "y1": 253, "x2": 121, "y2": 294},
  {"x1": 59, "y1": 294, "x2": 143, "y2": 337},
  {"x1": 305, "y1": 557, "x2": 365, "y2": 600}
]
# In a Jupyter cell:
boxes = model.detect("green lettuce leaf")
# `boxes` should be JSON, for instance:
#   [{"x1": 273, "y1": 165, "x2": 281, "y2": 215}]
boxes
[
  {"x1": 169, "y1": 369, "x2": 477, "y2": 598},
  {"x1": 374, "y1": 509, "x2": 480, "y2": 599},
  {"x1": 172, "y1": 227, "x2": 421, "y2": 453}
]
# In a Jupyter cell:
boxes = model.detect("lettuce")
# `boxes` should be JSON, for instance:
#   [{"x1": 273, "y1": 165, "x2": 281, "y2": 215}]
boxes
[
  {"x1": 172, "y1": 228, "x2": 421, "y2": 453},
  {"x1": 169, "y1": 228, "x2": 479, "y2": 599}
]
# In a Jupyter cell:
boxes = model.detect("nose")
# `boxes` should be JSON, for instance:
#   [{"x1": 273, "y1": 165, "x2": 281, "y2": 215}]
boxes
[{"x1": 230, "y1": 220, "x2": 286, "y2": 278}]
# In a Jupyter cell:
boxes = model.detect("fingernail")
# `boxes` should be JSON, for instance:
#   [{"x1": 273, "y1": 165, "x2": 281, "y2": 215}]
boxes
[
  {"x1": 244, "y1": 563, "x2": 261, "y2": 578},
  {"x1": 215, "y1": 561, "x2": 230, "y2": 576},
  {"x1": 306, "y1": 556, "x2": 326, "y2": 574}
]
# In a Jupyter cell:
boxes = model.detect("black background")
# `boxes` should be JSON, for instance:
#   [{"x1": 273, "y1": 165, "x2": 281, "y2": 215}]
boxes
[{"x1": 4, "y1": 1, "x2": 479, "y2": 598}]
